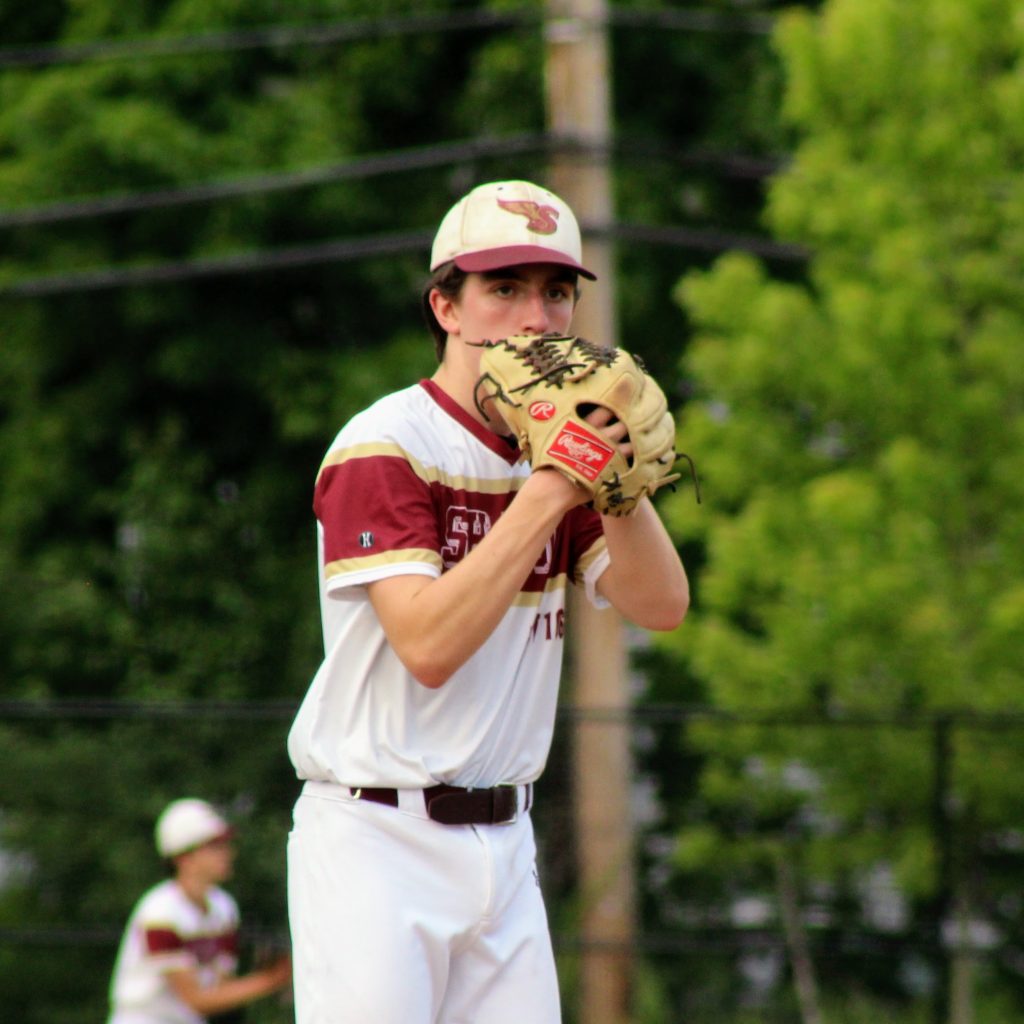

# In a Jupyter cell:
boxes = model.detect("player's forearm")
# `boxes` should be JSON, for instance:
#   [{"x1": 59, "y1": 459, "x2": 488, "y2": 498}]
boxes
[
  {"x1": 597, "y1": 499, "x2": 689, "y2": 630},
  {"x1": 170, "y1": 966, "x2": 289, "y2": 1016},
  {"x1": 370, "y1": 470, "x2": 580, "y2": 687}
]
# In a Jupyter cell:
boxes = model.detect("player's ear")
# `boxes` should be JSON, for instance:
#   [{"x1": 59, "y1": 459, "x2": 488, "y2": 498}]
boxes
[{"x1": 429, "y1": 287, "x2": 460, "y2": 335}]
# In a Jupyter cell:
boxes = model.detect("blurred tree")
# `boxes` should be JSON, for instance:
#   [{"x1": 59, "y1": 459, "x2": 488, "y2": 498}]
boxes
[{"x1": 658, "y1": 0, "x2": 1024, "y2": 1018}]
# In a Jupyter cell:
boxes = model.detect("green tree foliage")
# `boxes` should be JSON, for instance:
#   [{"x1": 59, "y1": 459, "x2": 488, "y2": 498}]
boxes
[
  {"x1": 612, "y1": 0, "x2": 806, "y2": 387},
  {"x1": 658, "y1": 0, "x2": 1024, "y2": 1015}
]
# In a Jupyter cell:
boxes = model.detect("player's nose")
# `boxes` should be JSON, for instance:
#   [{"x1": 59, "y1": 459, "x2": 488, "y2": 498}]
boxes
[{"x1": 518, "y1": 289, "x2": 550, "y2": 335}]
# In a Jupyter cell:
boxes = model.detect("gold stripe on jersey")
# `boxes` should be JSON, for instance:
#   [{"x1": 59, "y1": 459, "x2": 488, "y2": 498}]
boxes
[
  {"x1": 574, "y1": 537, "x2": 608, "y2": 584},
  {"x1": 318, "y1": 441, "x2": 523, "y2": 495},
  {"x1": 510, "y1": 573, "x2": 570, "y2": 607},
  {"x1": 325, "y1": 548, "x2": 444, "y2": 579}
]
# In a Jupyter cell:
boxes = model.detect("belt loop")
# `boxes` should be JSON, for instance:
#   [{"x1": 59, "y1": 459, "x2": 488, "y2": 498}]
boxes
[{"x1": 397, "y1": 789, "x2": 430, "y2": 817}]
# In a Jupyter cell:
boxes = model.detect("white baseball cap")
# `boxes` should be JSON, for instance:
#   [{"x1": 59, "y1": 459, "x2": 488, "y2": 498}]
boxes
[
  {"x1": 155, "y1": 798, "x2": 232, "y2": 858},
  {"x1": 430, "y1": 180, "x2": 596, "y2": 280}
]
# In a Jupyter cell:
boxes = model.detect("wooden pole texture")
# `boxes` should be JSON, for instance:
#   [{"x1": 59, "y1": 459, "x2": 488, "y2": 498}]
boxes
[{"x1": 544, "y1": 3, "x2": 636, "y2": 1023}]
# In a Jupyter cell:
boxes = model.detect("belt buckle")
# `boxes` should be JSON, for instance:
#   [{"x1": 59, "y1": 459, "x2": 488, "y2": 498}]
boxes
[{"x1": 493, "y1": 783, "x2": 519, "y2": 825}]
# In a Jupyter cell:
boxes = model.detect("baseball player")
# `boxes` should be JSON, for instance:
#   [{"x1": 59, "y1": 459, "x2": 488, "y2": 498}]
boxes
[
  {"x1": 107, "y1": 798, "x2": 291, "y2": 1024},
  {"x1": 286, "y1": 179, "x2": 689, "y2": 1024}
]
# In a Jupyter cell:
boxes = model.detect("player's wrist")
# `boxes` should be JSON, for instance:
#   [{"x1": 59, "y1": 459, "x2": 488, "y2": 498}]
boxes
[{"x1": 524, "y1": 466, "x2": 589, "y2": 511}]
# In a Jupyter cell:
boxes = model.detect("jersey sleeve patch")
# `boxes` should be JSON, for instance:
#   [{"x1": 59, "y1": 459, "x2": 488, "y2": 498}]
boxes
[{"x1": 315, "y1": 448, "x2": 440, "y2": 570}]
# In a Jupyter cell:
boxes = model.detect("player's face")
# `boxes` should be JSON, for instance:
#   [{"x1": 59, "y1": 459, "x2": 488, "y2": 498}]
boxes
[
  {"x1": 187, "y1": 835, "x2": 236, "y2": 884},
  {"x1": 449, "y1": 264, "x2": 577, "y2": 344}
]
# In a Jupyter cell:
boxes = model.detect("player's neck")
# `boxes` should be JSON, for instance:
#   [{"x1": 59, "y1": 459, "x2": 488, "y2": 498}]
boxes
[
  {"x1": 431, "y1": 356, "x2": 503, "y2": 433},
  {"x1": 175, "y1": 873, "x2": 212, "y2": 912}
]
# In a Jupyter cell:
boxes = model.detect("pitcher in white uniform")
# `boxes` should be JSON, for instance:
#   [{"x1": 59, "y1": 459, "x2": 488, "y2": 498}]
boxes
[{"x1": 286, "y1": 179, "x2": 690, "y2": 1024}]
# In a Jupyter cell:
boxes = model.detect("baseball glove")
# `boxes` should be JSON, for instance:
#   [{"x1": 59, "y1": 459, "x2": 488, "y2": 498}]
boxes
[{"x1": 473, "y1": 333, "x2": 698, "y2": 516}]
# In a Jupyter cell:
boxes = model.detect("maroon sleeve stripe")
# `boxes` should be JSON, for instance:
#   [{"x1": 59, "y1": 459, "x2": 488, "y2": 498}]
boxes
[
  {"x1": 316, "y1": 455, "x2": 440, "y2": 565},
  {"x1": 566, "y1": 506, "x2": 607, "y2": 583},
  {"x1": 145, "y1": 927, "x2": 185, "y2": 954}
]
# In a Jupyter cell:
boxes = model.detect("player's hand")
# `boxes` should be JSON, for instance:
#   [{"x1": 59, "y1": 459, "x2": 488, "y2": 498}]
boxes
[
  {"x1": 263, "y1": 953, "x2": 292, "y2": 988},
  {"x1": 524, "y1": 406, "x2": 634, "y2": 512},
  {"x1": 523, "y1": 464, "x2": 592, "y2": 512},
  {"x1": 578, "y1": 403, "x2": 633, "y2": 459}
]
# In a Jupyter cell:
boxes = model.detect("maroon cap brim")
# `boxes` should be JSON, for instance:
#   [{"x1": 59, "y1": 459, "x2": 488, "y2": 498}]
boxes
[
  {"x1": 197, "y1": 827, "x2": 235, "y2": 850},
  {"x1": 454, "y1": 245, "x2": 597, "y2": 280}
]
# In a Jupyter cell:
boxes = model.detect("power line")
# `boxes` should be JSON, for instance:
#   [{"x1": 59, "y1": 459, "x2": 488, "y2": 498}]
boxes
[
  {"x1": 0, "y1": 8, "x2": 539, "y2": 70},
  {"x1": 0, "y1": 229, "x2": 432, "y2": 297},
  {"x1": 0, "y1": 5, "x2": 774, "y2": 70},
  {"x1": 608, "y1": 222, "x2": 807, "y2": 263},
  {"x1": 0, "y1": 134, "x2": 784, "y2": 229},
  {"x1": 0, "y1": 134, "x2": 548, "y2": 227},
  {"x1": 609, "y1": 5, "x2": 773, "y2": 34},
  {"x1": 0, "y1": 220, "x2": 804, "y2": 298}
]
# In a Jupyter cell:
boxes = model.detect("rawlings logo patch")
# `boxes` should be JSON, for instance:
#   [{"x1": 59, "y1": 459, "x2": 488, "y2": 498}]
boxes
[
  {"x1": 528, "y1": 400, "x2": 556, "y2": 421},
  {"x1": 547, "y1": 422, "x2": 615, "y2": 482},
  {"x1": 496, "y1": 198, "x2": 560, "y2": 234}
]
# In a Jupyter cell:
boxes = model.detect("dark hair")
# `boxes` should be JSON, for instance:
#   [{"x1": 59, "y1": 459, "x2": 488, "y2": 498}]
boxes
[{"x1": 420, "y1": 262, "x2": 468, "y2": 362}]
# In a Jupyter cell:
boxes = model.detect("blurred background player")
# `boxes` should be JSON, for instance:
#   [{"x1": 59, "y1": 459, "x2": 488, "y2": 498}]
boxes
[{"x1": 107, "y1": 798, "x2": 291, "y2": 1024}]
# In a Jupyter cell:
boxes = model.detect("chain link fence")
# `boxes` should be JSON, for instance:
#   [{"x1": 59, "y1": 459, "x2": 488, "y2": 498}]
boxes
[{"x1": 2, "y1": 699, "x2": 1023, "y2": 1023}]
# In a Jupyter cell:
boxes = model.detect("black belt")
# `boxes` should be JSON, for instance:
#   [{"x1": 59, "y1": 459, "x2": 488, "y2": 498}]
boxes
[{"x1": 351, "y1": 783, "x2": 528, "y2": 826}]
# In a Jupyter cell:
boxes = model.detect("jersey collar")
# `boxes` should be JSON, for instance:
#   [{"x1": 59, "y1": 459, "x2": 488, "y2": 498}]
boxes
[{"x1": 419, "y1": 379, "x2": 521, "y2": 464}]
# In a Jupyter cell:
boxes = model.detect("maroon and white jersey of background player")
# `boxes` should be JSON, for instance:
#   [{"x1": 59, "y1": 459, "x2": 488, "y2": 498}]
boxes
[
  {"x1": 287, "y1": 379, "x2": 610, "y2": 791},
  {"x1": 107, "y1": 879, "x2": 239, "y2": 1024}
]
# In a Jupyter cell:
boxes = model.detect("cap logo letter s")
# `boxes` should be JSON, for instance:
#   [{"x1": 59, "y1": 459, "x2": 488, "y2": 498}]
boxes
[{"x1": 497, "y1": 199, "x2": 560, "y2": 235}]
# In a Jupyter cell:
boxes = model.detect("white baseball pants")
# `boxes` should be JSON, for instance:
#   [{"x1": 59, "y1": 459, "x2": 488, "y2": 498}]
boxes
[{"x1": 287, "y1": 781, "x2": 562, "y2": 1024}]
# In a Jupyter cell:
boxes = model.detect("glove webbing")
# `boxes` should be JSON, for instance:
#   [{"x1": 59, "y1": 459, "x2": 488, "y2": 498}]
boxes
[{"x1": 472, "y1": 334, "x2": 618, "y2": 418}]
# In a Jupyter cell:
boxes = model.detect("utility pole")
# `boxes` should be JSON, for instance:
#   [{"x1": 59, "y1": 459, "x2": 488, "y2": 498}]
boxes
[{"x1": 544, "y1": 3, "x2": 636, "y2": 1023}]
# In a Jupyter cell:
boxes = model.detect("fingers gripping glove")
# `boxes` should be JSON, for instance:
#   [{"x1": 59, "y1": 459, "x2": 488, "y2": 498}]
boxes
[{"x1": 474, "y1": 333, "x2": 690, "y2": 516}]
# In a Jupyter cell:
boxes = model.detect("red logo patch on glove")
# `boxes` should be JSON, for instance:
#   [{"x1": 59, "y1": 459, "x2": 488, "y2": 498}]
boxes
[
  {"x1": 528, "y1": 401, "x2": 557, "y2": 421},
  {"x1": 547, "y1": 422, "x2": 615, "y2": 482}
]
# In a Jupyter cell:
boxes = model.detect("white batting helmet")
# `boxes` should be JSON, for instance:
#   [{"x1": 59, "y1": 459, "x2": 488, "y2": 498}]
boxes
[{"x1": 155, "y1": 798, "x2": 232, "y2": 858}]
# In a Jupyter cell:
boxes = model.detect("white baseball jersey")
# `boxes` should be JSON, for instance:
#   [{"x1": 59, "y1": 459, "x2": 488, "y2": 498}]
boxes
[
  {"x1": 107, "y1": 879, "x2": 239, "y2": 1024},
  {"x1": 287, "y1": 379, "x2": 609, "y2": 790}
]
